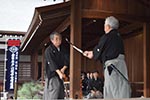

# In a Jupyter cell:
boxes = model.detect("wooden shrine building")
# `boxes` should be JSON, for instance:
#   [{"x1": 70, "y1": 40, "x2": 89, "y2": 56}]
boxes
[{"x1": 1, "y1": 0, "x2": 150, "y2": 99}]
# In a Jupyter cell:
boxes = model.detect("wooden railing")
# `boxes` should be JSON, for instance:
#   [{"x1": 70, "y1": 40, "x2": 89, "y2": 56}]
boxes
[{"x1": 131, "y1": 82, "x2": 144, "y2": 97}]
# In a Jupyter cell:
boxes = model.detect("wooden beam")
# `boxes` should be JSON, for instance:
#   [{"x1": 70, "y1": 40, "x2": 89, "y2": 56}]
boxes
[
  {"x1": 70, "y1": 0, "x2": 82, "y2": 99},
  {"x1": 20, "y1": 11, "x2": 41, "y2": 50},
  {"x1": 55, "y1": 16, "x2": 70, "y2": 33},
  {"x1": 83, "y1": 37, "x2": 99, "y2": 50},
  {"x1": 122, "y1": 30, "x2": 142, "y2": 39},
  {"x1": 82, "y1": 9, "x2": 150, "y2": 22},
  {"x1": 41, "y1": 10, "x2": 70, "y2": 20},
  {"x1": 36, "y1": 2, "x2": 70, "y2": 13},
  {"x1": 39, "y1": 16, "x2": 70, "y2": 50},
  {"x1": 119, "y1": 22, "x2": 143, "y2": 34},
  {"x1": 20, "y1": 2, "x2": 70, "y2": 51},
  {"x1": 143, "y1": 23, "x2": 150, "y2": 97},
  {"x1": 137, "y1": 0, "x2": 150, "y2": 8},
  {"x1": 0, "y1": 30, "x2": 25, "y2": 35},
  {"x1": 41, "y1": 47, "x2": 45, "y2": 85},
  {"x1": 31, "y1": 51, "x2": 38, "y2": 80}
]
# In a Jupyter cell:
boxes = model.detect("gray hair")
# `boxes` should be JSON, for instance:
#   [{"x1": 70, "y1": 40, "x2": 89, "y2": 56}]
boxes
[
  {"x1": 50, "y1": 32, "x2": 62, "y2": 40},
  {"x1": 105, "y1": 16, "x2": 119, "y2": 29}
]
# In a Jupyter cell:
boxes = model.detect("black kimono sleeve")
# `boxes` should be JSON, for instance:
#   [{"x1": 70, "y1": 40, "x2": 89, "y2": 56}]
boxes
[
  {"x1": 93, "y1": 35, "x2": 107, "y2": 60},
  {"x1": 45, "y1": 47, "x2": 58, "y2": 72}
]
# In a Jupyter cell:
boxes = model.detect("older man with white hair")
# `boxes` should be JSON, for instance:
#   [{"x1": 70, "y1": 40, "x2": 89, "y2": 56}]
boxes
[
  {"x1": 83, "y1": 16, "x2": 131, "y2": 99},
  {"x1": 44, "y1": 32, "x2": 69, "y2": 100}
]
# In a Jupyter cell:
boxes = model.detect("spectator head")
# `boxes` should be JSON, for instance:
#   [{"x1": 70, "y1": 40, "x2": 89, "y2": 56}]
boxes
[
  {"x1": 87, "y1": 71, "x2": 90, "y2": 79},
  {"x1": 81, "y1": 72, "x2": 87, "y2": 80},
  {"x1": 89, "y1": 72, "x2": 93, "y2": 79},
  {"x1": 93, "y1": 70, "x2": 99, "y2": 79}
]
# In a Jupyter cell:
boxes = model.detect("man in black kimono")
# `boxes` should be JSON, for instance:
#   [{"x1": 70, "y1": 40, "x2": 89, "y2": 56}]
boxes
[
  {"x1": 83, "y1": 16, "x2": 131, "y2": 99},
  {"x1": 43, "y1": 32, "x2": 69, "y2": 100}
]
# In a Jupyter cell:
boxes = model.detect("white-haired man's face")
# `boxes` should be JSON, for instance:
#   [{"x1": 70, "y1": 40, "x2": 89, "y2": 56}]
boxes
[
  {"x1": 51, "y1": 34, "x2": 62, "y2": 48},
  {"x1": 104, "y1": 24, "x2": 112, "y2": 34}
]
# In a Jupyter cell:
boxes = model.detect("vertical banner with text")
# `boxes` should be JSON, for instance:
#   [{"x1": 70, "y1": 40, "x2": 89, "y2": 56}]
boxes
[{"x1": 5, "y1": 39, "x2": 20, "y2": 91}]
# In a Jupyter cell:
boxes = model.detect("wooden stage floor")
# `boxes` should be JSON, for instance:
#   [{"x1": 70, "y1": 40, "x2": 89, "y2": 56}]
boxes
[{"x1": 69, "y1": 98, "x2": 150, "y2": 100}]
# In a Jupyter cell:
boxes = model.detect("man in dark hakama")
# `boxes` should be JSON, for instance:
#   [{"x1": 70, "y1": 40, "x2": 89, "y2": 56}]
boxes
[
  {"x1": 43, "y1": 32, "x2": 69, "y2": 100},
  {"x1": 83, "y1": 16, "x2": 131, "y2": 99}
]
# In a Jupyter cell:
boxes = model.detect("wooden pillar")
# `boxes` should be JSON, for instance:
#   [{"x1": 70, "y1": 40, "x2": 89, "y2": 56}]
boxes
[
  {"x1": 31, "y1": 51, "x2": 38, "y2": 80},
  {"x1": 143, "y1": 23, "x2": 150, "y2": 97},
  {"x1": 41, "y1": 48, "x2": 45, "y2": 85},
  {"x1": 70, "y1": 0, "x2": 82, "y2": 99}
]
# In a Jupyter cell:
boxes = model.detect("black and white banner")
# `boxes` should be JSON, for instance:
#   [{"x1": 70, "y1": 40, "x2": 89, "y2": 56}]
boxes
[{"x1": 5, "y1": 39, "x2": 20, "y2": 91}]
